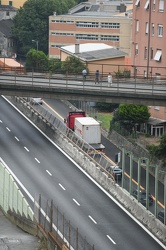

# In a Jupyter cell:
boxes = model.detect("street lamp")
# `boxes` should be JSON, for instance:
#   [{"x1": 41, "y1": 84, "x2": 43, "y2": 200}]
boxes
[{"x1": 32, "y1": 39, "x2": 38, "y2": 51}]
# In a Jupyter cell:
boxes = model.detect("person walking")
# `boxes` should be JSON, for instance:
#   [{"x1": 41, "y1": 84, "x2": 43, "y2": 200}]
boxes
[
  {"x1": 82, "y1": 69, "x2": 87, "y2": 80},
  {"x1": 95, "y1": 70, "x2": 99, "y2": 84},
  {"x1": 107, "y1": 72, "x2": 112, "y2": 87}
]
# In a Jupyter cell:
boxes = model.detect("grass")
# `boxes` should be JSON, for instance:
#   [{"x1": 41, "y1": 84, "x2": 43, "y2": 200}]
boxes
[{"x1": 95, "y1": 112, "x2": 113, "y2": 130}]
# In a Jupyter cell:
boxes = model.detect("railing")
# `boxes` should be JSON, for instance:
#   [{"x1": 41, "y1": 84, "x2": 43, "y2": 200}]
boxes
[{"x1": 0, "y1": 72, "x2": 165, "y2": 97}]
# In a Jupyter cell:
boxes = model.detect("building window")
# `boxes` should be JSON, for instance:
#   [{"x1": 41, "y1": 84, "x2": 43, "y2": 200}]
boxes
[
  {"x1": 144, "y1": 47, "x2": 148, "y2": 59},
  {"x1": 152, "y1": 0, "x2": 156, "y2": 10},
  {"x1": 150, "y1": 48, "x2": 153, "y2": 59},
  {"x1": 9, "y1": 1, "x2": 12, "y2": 6},
  {"x1": 151, "y1": 23, "x2": 154, "y2": 36},
  {"x1": 159, "y1": 0, "x2": 164, "y2": 11},
  {"x1": 158, "y1": 25, "x2": 163, "y2": 37},
  {"x1": 144, "y1": 0, "x2": 149, "y2": 10},
  {"x1": 135, "y1": 44, "x2": 138, "y2": 55},
  {"x1": 136, "y1": 20, "x2": 139, "y2": 32},
  {"x1": 154, "y1": 49, "x2": 162, "y2": 61},
  {"x1": 101, "y1": 23, "x2": 120, "y2": 29},
  {"x1": 51, "y1": 32, "x2": 74, "y2": 36},
  {"x1": 101, "y1": 35, "x2": 119, "y2": 41},
  {"x1": 135, "y1": 0, "x2": 140, "y2": 7},
  {"x1": 145, "y1": 22, "x2": 149, "y2": 34},
  {"x1": 76, "y1": 34, "x2": 98, "y2": 40},
  {"x1": 76, "y1": 22, "x2": 99, "y2": 28}
]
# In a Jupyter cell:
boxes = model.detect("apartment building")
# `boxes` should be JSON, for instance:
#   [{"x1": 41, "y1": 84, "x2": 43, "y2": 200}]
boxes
[
  {"x1": 147, "y1": 106, "x2": 166, "y2": 136},
  {"x1": 0, "y1": 0, "x2": 26, "y2": 8},
  {"x1": 49, "y1": 1, "x2": 133, "y2": 59},
  {"x1": 131, "y1": 0, "x2": 166, "y2": 78}
]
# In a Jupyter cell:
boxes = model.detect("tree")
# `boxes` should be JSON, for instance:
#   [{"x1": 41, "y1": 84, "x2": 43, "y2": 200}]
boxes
[
  {"x1": 12, "y1": 0, "x2": 76, "y2": 56},
  {"x1": 111, "y1": 104, "x2": 150, "y2": 134},
  {"x1": 147, "y1": 133, "x2": 166, "y2": 167},
  {"x1": 95, "y1": 103, "x2": 118, "y2": 112},
  {"x1": 26, "y1": 49, "x2": 48, "y2": 71},
  {"x1": 62, "y1": 56, "x2": 87, "y2": 74}
]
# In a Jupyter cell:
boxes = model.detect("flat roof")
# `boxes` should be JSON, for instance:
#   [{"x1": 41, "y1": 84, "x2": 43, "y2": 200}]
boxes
[{"x1": 61, "y1": 43, "x2": 112, "y2": 53}]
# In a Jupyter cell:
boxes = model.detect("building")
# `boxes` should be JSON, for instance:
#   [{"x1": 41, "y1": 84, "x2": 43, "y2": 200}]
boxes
[
  {"x1": 131, "y1": 0, "x2": 166, "y2": 136},
  {"x1": 60, "y1": 43, "x2": 128, "y2": 75},
  {"x1": 0, "y1": 57, "x2": 24, "y2": 72},
  {"x1": 0, "y1": 19, "x2": 16, "y2": 57},
  {"x1": 0, "y1": 0, "x2": 26, "y2": 8},
  {"x1": 0, "y1": 4, "x2": 17, "y2": 20},
  {"x1": 146, "y1": 106, "x2": 166, "y2": 136},
  {"x1": 131, "y1": 0, "x2": 166, "y2": 78},
  {"x1": 49, "y1": 1, "x2": 133, "y2": 59}
]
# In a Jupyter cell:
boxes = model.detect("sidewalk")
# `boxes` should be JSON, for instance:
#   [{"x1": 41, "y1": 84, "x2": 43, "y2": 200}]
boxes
[{"x1": 0, "y1": 210, "x2": 39, "y2": 250}]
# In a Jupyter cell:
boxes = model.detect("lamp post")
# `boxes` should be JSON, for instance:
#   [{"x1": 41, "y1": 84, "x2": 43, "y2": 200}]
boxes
[{"x1": 32, "y1": 39, "x2": 38, "y2": 51}]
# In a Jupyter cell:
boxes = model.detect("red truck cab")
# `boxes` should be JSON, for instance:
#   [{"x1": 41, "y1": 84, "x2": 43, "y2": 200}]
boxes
[{"x1": 65, "y1": 111, "x2": 86, "y2": 130}]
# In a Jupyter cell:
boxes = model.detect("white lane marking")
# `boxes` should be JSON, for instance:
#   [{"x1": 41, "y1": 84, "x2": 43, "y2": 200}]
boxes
[
  {"x1": 73, "y1": 199, "x2": 80, "y2": 206},
  {"x1": 6, "y1": 127, "x2": 11, "y2": 132},
  {"x1": 88, "y1": 215, "x2": 97, "y2": 224},
  {"x1": 24, "y1": 146, "x2": 29, "y2": 152},
  {"x1": 0, "y1": 120, "x2": 2, "y2": 123},
  {"x1": 14, "y1": 136, "x2": 19, "y2": 141},
  {"x1": 59, "y1": 183, "x2": 66, "y2": 190},
  {"x1": 35, "y1": 158, "x2": 40, "y2": 163},
  {"x1": 46, "y1": 170, "x2": 52, "y2": 176},
  {"x1": 107, "y1": 235, "x2": 116, "y2": 245}
]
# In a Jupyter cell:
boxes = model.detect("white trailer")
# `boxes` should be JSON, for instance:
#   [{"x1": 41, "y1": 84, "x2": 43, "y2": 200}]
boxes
[{"x1": 74, "y1": 117, "x2": 105, "y2": 152}]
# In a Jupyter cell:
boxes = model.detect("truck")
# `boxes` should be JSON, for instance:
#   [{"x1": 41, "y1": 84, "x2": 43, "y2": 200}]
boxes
[{"x1": 65, "y1": 111, "x2": 105, "y2": 154}]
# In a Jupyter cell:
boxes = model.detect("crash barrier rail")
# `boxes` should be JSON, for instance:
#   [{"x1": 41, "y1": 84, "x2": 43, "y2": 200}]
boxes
[
  {"x1": 7, "y1": 96, "x2": 166, "y2": 246},
  {"x1": 0, "y1": 71, "x2": 165, "y2": 96}
]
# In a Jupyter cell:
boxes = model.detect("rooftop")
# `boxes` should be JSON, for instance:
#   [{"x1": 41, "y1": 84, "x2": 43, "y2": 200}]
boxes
[
  {"x1": 61, "y1": 43, "x2": 127, "y2": 62},
  {"x1": 0, "y1": 19, "x2": 13, "y2": 37}
]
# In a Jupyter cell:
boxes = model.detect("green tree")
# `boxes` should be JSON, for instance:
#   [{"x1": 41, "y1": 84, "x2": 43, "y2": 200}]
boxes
[
  {"x1": 148, "y1": 133, "x2": 166, "y2": 167},
  {"x1": 62, "y1": 56, "x2": 87, "y2": 74},
  {"x1": 12, "y1": 0, "x2": 76, "y2": 56},
  {"x1": 95, "y1": 103, "x2": 118, "y2": 112},
  {"x1": 111, "y1": 104, "x2": 150, "y2": 134},
  {"x1": 26, "y1": 49, "x2": 48, "y2": 71}
]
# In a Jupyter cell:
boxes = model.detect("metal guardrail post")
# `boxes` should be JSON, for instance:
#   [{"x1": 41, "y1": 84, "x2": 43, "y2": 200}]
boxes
[
  {"x1": 146, "y1": 158, "x2": 150, "y2": 210},
  {"x1": 164, "y1": 174, "x2": 166, "y2": 225},
  {"x1": 155, "y1": 165, "x2": 159, "y2": 217},
  {"x1": 129, "y1": 152, "x2": 133, "y2": 194},
  {"x1": 137, "y1": 158, "x2": 141, "y2": 202},
  {"x1": 122, "y1": 147, "x2": 125, "y2": 188}
]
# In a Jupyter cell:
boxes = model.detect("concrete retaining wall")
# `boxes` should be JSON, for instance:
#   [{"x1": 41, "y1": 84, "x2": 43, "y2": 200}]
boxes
[{"x1": 9, "y1": 97, "x2": 166, "y2": 245}]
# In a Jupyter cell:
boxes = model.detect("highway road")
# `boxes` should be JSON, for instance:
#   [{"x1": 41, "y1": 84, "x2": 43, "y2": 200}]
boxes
[
  {"x1": 41, "y1": 98, "x2": 164, "y2": 213},
  {"x1": 0, "y1": 96, "x2": 165, "y2": 250}
]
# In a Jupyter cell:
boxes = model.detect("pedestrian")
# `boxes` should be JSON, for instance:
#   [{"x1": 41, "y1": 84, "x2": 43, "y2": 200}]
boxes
[
  {"x1": 82, "y1": 69, "x2": 87, "y2": 80},
  {"x1": 95, "y1": 70, "x2": 99, "y2": 84},
  {"x1": 107, "y1": 72, "x2": 112, "y2": 87}
]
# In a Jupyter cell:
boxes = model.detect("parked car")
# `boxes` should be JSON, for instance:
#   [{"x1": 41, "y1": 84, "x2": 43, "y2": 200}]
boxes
[
  {"x1": 30, "y1": 98, "x2": 43, "y2": 105},
  {"x1": 158, "y1": 210, "x2": 164, "y2": 223},
  {"x1": 106, "y1": 165, "x2": 122, "y2": 180},
  {"x1": 132, "y1": 190, "x2": 153, "y2": 206}
]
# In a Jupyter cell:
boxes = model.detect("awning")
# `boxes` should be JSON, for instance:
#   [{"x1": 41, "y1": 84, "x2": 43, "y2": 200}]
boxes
[
  {"x1": 148, "y1": 117, "x2": 166, "y2": 125},
  {"x1": 144, "y1": 0, "x2": 149, "y2": 9},
  {"x1": 154, "y1": 50, "x2": 162, "y2": 61},
  {"x1": 135, "y1": 0, "x2": 140, "y2": 6}
]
